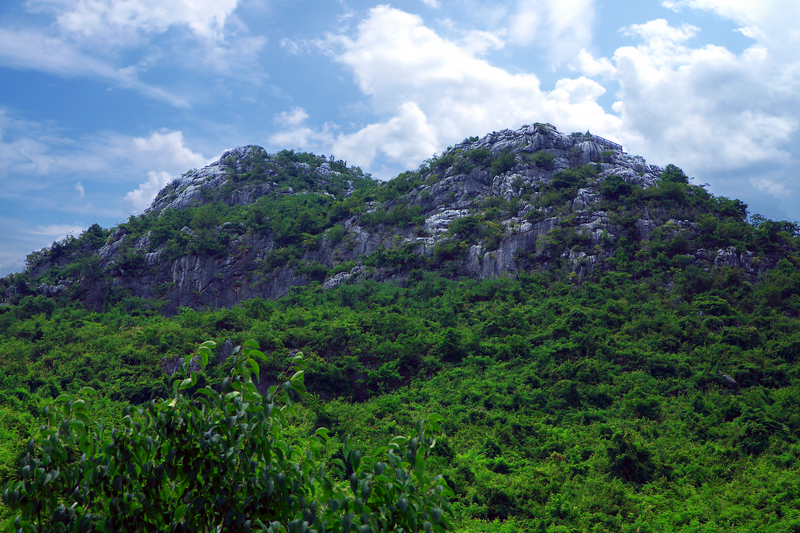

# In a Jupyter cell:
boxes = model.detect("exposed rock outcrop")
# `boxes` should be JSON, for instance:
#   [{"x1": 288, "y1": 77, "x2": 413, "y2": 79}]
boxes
[{"x1": 19, "y1": 123, "x2": 783, "y2": 313}]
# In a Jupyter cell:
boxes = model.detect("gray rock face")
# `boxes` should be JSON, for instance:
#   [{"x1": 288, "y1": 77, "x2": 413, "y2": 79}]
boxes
[{"x1": 28, "y1": 122, "x2": 780, "y2": 312}]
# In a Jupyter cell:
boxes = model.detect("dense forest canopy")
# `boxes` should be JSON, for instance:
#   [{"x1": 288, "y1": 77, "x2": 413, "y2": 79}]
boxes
[{"x1": 3, "y1": 126, "x2": 800, "y2": 531}]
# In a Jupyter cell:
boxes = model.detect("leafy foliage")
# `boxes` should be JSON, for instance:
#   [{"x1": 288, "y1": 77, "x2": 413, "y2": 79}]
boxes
[
  {"x1": 3, "y1": 341, "x2": 452, "y2": 533},
  {"x1": 6, "y1": 138, "x2": 800, "y2": 531},
  {"x1": 490, "y1": 150, "x2": 516, "y2": 177}
]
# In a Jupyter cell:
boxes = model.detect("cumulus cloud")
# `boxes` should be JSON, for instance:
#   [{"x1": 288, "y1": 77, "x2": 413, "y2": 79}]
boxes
[
  {"x1": 577, "y1": 17, "x2": 799, "y2": 176},
  {"x1": 123, "y1": 130, "x2": 206, "y2": 210},
  {"x1": 124, "y1": 170, "x2": 173, "y2": 210},
  {"x1": 130, "y1": 129, "x2": 206, "y2": 173},
  {"x1": 275, "y1": 107, "x2": 310, "y2": 128},
  {"x1": 270, "y1": 6, "x2": 618, "y2": 176}
]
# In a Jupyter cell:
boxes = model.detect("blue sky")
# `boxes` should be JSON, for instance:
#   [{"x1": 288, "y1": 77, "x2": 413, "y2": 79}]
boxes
[{"x1": 2, "y1": 0, "x2": 799, "y2": 275}]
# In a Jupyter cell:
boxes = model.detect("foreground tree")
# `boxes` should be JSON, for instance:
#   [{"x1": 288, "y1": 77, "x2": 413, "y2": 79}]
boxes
[{"x1": 3, "y1": 341, "x2": 452, "y2": 532}]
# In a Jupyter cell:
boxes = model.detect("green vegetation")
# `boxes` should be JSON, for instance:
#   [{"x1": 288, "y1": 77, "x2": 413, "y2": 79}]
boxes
[
  {"x1": 4, "y1": 143, "x2": 800, "y2": 531},
  {"x1": 529, "y1": 151, "x2": 556, "y2": 170},
  {"x1": 3, "y1": 340, "x2": 451, "y2": 532},
  {"x1": 490, "y1": 150, "x2": 516, "y2": 177},
  {"x1": 4, "y1": 249, "x2": 800, "y2": 530}
]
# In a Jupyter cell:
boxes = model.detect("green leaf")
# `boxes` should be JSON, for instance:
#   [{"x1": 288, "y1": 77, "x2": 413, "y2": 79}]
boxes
[
  {"x1": 249, "y1": 349, "x2": 267, "y2": 362},
  {"x1": 175, "y1": 504, "x2": 187, "y2": 521},
  {"x1": 250, "y1": 359, "x2": 260, "y2": 380},
  {"x1": 398, "y1": 498, "x2": 408, "y2": 512},
  {"x1": 342, "y1": 513, "x2": 353, "y2": 532},
  {"x1": 196, "y1": 387, "x2": 218, "y2": 398}
]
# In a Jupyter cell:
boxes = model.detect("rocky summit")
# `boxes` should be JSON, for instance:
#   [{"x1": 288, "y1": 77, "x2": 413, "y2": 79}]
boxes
[{"x1": 14, "y1": 122, "x2": 779, "y2": 313}]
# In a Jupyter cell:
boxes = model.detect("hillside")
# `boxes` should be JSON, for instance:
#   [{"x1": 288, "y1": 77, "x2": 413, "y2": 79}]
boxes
[{"x1": 2, "y1": 123, "x2": 800, "y2": 531}]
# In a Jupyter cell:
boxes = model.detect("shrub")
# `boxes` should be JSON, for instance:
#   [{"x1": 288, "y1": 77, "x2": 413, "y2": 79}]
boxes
[
  {"x1": 490, "y1": 149, "x2": 516, "y2": 177},
  {"x1": 598, "y1": 175, "x2": 633, "y2": 200},
  {"x1": 530, "y1": 151, "x2": 555, "y2": 170},
  {"x1": 466, "y1": 148, "x2": 492, "y2": 167},
  {"x1": 3, "y1": 341, "x2": 453, "y2": 532}
]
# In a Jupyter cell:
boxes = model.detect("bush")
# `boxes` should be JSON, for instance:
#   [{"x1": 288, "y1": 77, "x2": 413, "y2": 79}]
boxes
[
  {"x1": 598, "y1": 175, "x2": 633, "y2": 200},
  {"x1": 466, "y1": 148, "x2": 492, "y2": 167},
  {"x1": 530, "y1": 151, "x2": 555, "y2": 170},
  {"x1": 490, "y1": 149, "x2": 516, "y2": 177},
  {"x1": 4, "y1": 341, "x2": 453, "y2": 533}
]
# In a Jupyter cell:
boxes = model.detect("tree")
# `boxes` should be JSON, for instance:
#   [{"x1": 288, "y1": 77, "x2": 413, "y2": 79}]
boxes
[
  {"x1": 3, "y1": 341, "x2": 452, "y2": 533},
  {"x1": 660, "y1": 164, "x2": 689, "y2": 184}
]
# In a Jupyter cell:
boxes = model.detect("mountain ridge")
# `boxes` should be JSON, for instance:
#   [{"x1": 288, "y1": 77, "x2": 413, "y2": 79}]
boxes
[{"x1": 4, "y1": 122, "x2": 794, "y2": 314}]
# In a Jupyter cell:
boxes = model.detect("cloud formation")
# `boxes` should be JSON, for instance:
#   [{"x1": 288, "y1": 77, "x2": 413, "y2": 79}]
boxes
[
  {"x1": 268, "y1": 2, "x2": 800, "y2": 221},
  {"x1": 0, "y1": 110, "x2": 204, "y2": 209},
  {"x1": 123, "y1": 130, "x2": 207, "y2": 210},
  {"x1": 28, "y1": 0, "x2": 241, "y2": 43},
  {"x1": 662, "y1": 0, "x2": 800, "y2": 59},
  {"x1": 578, "y1": 16, "x2": 798, "y2": 188},
  {"x1": 272, "y1": 6, "x2": 618, "y2": 175}
]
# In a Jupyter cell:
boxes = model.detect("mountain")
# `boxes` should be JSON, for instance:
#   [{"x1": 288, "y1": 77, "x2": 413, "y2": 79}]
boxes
[
  {"x1": 4, "y1": 123, "x2": 800, "y2": 531},
  {"x1": 5, "y1": 123, "x2": 791, "y2": 314}
]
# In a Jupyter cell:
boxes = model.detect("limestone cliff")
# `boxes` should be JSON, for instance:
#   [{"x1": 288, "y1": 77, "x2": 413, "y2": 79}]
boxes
[{"x1": 17, "y1": 123, "x2": 781, "y2": 312}]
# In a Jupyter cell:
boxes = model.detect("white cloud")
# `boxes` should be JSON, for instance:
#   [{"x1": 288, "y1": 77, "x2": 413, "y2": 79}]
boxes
[
  {"x1": 421, "y1": 0, "x2": 440, "y2": 7},
  {"x1": 0, "y1": 110, "x2": 205, "y2": 211},
  {"x1": 27, "y1": 0, "x2": 241, "y2": 43},
  {"x1": 662, "y1": 0, "x2": 800, "y2": 59},
  {"x1": 331, "y1": 102, "x2": 439, "y2": 169},
  {"x1": 0, "y1": 111, "x2": 208, "y2": 273},
  {"x1": 3, "y1": 0, "x2": 263, "y2": 96},
  {"x1": 275, "y1": 107, "x2": 310, "y2": 128},
  {"x1": 124, "y1": 170, "x2": 173, "y2": 210},
  {"x1": 509, "y1": 0, "x2": 595, "y2": 64},
  {"x1": 750, "y1": 176, "x2": 791, "y2": 197},
  {"x1": 575, "y1": 48, "x2": 615, "y2": 77},
  {"x1": 130, "y1": 129, "x2": 206, "y2": 173},
  {"x1": 29, "y1": 223, "x2": 88, "y2": 237},
  {"x1": 0, "y1": 27, "x2": 189, "y2": 107},
  {"x1": 270, "y1": 6, "x2": 618, "y2": 176},
  {"x1": 459, "y1": 29, "x2": 505, "y2": 56},
  {"x1": 123, "y1": 130, "x2": 206, "y2": 210},
  {"x1": 576, "y1": 18, "x2": 799, "y2": 176}
]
